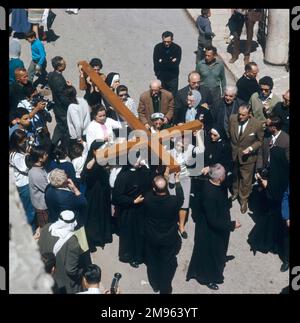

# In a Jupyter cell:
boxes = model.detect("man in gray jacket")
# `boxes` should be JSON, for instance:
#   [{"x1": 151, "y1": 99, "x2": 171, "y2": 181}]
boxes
[{"x1": 38, "y1": 210, "x2": 85, "y2": 294}]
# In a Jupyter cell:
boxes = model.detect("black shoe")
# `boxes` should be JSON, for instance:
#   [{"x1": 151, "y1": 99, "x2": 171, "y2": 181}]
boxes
[
  {"x1": 226, "y1": 255, "x2": 235, "y2": 262},
  {"x1": 130, "y1": 261, "x2": 139, "y2": 268},
  {"x1": 89, "y1": 245, "x2": 97, "y2": 253},
  {"x1": 280, "y1": 262, "x2": 289, "y2": 272},
  {"x1": 180, "y1": 230, "x2": 188, "y2": 239},
  {"x1": 207, "y1": 283, "x2": 219, "y2": 290}
]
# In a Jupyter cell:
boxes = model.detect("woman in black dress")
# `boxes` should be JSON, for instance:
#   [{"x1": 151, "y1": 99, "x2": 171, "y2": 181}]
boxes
[{"x1": 81, "y1": 140, "x2": 112, "y2": 252}]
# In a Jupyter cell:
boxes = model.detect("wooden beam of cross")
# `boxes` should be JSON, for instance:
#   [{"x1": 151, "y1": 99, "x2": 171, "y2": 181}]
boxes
[{"x1": 78, "y1": 61, "x2": 203, "y2": 173}]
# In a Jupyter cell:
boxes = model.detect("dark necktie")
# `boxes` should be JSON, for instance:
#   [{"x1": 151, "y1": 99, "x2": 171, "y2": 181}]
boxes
[{"x1": 239, "y1": 123, "x2": 244, "y2": 138}]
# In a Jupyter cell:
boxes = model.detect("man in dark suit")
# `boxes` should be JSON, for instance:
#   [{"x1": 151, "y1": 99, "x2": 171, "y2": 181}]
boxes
[
  {"x1": 256, "y1": 116, "x2": 289, "y2": 170},
  {"x1": 138, "y1": 80, "x2": 174, "y2": 130},
  {"x1": 229, "y1": 104, "x2": 264, "y2": 213},
  {"x1": 143, "y1": 174, "x2": 183, "y2": 294},
  {"x1": 174, "y1": 71, "x2": 213, "y2": 124},
  {"x1": 47, "y1": 56, "x2": 71, "y2": 147},
  {"x1": 153, "y1": 31, "x2": 182, "y2": 97},
  {"x1": 213, "y1": 85, "x2": 245, "y2": 140},
  {"x1": 270, "y1": 90, "x2": 290, "y2": 134}
]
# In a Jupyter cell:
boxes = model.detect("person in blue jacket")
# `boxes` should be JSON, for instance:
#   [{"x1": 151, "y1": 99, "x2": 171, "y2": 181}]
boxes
[
  {"x1": 280, "y1": 185, "x2": 289, "y2": 272},
  {"x1": 25, "y1": 31, "x2": 48, "y2": 88}
]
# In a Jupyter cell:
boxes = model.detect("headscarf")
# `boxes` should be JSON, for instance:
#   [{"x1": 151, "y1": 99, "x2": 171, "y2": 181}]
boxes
[
  {"x1": 105, "y1": 72, "x2": 120, "y2": 88},
  {"x1": 185, "y1": 90, "x2": 202, "y2": 122},
  {"x1": 49, "y1": 210, "x2": 77, "y2": 256}
]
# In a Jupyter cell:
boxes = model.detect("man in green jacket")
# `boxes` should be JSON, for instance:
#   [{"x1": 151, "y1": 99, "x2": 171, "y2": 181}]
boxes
[{"x1": 196, "y1": 46, "x2": 226, "y2": 113}]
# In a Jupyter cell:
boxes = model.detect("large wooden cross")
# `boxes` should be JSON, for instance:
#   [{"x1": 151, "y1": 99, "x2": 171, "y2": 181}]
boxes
[{"x1": 79, "y1": 61, "x2": 203, "y2": 173}]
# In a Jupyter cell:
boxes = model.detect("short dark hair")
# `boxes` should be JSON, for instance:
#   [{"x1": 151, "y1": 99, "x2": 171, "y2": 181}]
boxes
[
  {"x1": 53, "y1": 144, "x2": 68, "y2": 161},
  {"x1": 268, "y1": 116, "x2": 282, "y2": 130},
  {"x1": 89, "y1": 58, "x2": 103, "y2": 69},
  {"x1": 41, "y1": 253, "x2": 56, "y2": 274},
  {"x1": 83, "y1": 264, "x2": 101, "y2": 284},
  {"x1": 51, "y1": 56, "x2": 64, "y2": 70},
  {"x1": 15, "y1": 107, "x2": 30, "y2": 119},
  {"x1": 201, "y1": 9, "x2": 210, "y2": 16},
  {"x1": 259, "y1": 76, "x2": 274, "y2": 90},
  {"x1": 245, "y1": 62, "x2": 258, "y2": 72},
  {"x1": 205, "y1": 46, "x2": 217, "y2": 55},
  {"x1": 25, "y1": 31, "x2": 36, "y2": 39},
  {"x1": 63, "y1": 85, "x2": 78, "y2": 104},
  {"x1": 69, "y1": 142, "x2": 84, "y2": 160},
  {"x1": 162, "y1": 31, "x2": 173, "y2": 39}
]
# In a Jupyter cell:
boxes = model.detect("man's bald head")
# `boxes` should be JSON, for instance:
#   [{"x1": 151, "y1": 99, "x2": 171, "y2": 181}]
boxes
[
  {"x1": 153, "y1": 175, "x2": 168, "y2": 194},
  {"x1": 150, "y1": 80, "x2": 162, "y2": 90},
  {"x1": 150, "y1": 80, "x2": 162, "y2": 97}
]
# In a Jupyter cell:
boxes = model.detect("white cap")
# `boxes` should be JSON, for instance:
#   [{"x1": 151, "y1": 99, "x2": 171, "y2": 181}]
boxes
[
  {"x1": 59, "y1": 210, "x2": 75, "y2": 223},
  {"x1": 151, "y1": 112, "x2": 164, "y2": 120}
]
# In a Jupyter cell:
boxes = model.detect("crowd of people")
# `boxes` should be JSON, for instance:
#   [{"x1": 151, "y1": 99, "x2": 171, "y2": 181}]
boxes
[{"x1": 9, "y1": 8, "x2": 290, "y2": 294}]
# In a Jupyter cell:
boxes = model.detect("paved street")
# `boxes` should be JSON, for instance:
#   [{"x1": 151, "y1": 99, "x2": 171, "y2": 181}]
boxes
[{"x1": 17, "y1": 9, "x2": 288, "y2": 294}]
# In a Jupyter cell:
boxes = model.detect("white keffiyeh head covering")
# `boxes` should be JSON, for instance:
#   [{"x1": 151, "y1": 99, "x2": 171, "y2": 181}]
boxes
[{"x1": 49, "y1": 210, "x2": 77, "y2": 256}]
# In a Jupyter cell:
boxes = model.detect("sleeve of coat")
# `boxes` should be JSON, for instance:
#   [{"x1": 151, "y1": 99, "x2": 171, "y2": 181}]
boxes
[
  {"x1": 112, "y1": 173, "x2": 135, "y2": 207},
  {"x1": 54, "y1": 75, "x2": 70, "y2": 108},
  {"x1": 153, "y1": 44, "x2": 160, "y2": 77},
  {"x1": 174, "y1": 92, "x2": 182, "y2": 124},
  {"x1": 138, "y1": 95, "x2": 149, "y2": 125},
  {"x1": 65, "y1": 237, "x2": 84, "y2": 284},
  {"x1": 165, "y1": 93, "x2": 175, "y2": 122},
  {"x1": 220, "y1": 64, "x2": 226, "y2": 94}
]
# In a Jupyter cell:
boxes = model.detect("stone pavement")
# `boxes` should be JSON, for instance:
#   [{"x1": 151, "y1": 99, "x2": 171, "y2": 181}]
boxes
[{"x1": 186, "y1": 9, "x2": 289, "y2": 95}]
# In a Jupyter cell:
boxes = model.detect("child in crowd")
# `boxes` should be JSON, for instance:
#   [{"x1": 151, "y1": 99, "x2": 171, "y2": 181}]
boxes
[{"x1": 25, "y1": 31, "x2": 48, "y2": 88}]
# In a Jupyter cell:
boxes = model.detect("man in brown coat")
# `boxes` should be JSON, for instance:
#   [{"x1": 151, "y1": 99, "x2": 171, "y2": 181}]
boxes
[
  {"x1": 138, "y1": 80, "x2": 174, "y2": 130},
  {"x1": 229, "y1": 104, "x2": 263, "y2": 213}
]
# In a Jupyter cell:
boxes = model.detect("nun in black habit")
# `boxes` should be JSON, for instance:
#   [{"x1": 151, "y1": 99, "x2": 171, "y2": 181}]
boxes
[
  {"x1": 186, "y1": 163, "x2": 240, "y2": 290},
  {"x1": 112, "y1": 155, "x2": 152, "y2": 268},
  {"x1": 81, "y1": 140, "x2": 113, "y2": 252}
]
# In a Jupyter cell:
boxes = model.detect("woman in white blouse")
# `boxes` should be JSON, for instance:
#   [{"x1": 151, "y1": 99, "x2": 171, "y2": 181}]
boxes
[
  {"x1": 9, "y1": 129, "x2": 36, "y2": 231},
  {"x1": 86, "y1": 105, "x2": 122, "y2": 149}
]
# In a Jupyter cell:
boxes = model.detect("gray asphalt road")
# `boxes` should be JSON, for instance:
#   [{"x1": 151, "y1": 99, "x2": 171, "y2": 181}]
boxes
[{"x1": 17, "y1": 9, "x2": 288, "y2": 294}]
